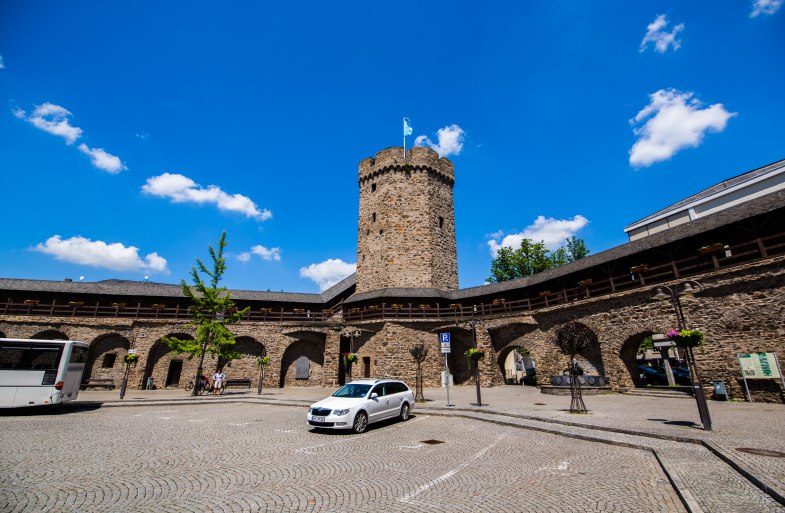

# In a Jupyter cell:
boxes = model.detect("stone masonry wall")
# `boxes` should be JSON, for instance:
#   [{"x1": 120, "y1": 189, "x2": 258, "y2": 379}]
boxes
[{"x1": 2, "y1": 256, "x2": 783, "y2": 402}]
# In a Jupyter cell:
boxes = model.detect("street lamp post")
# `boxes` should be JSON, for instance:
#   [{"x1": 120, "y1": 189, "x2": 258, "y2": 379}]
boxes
[
  {"x1": 466, "y1": 319, "x2": 483, "y2": 406},
  {"x1": 650, "y1": 281, "x2": 712, "y2": 431}
]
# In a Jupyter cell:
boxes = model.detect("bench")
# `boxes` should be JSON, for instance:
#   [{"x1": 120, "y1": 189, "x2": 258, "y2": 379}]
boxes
[
  {"x1": 80, "y1": 378, "x2": 115, "y2": 390},
  {"x1": 223, "y1": 378, "x2": 252, "y2": 388}
]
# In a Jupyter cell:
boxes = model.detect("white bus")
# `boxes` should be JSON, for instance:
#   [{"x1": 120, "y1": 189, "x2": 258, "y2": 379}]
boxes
[{"x1": 0, "y1": 338, "x2": 89, "y2": 408}]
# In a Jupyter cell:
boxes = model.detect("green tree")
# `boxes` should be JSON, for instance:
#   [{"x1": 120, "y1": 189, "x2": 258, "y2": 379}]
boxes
[
  {"x1": 565, "y1": 236, "x2": 590, "y2": 261},
  {"x1": 163, "y1": 231, "x2": 249, "y2": 395},
  {"x1": 488, "y1": 237, "x2": 590, "y2": 283}
]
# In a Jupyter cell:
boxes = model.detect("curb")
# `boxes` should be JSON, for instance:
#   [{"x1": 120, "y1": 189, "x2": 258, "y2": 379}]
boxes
[{"x1": 701, "y1": 440, "x2": 785, "y2": 508}]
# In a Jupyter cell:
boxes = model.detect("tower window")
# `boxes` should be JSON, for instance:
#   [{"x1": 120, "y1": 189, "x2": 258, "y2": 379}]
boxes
[
  {"x1": 371, "y1": 183, "x2": 377, "y2": 192},
  {"x1": 372, "y1": 212, "x2": 376, "y2": 223},
  {"x1": 439, "y1": 216, "x2": 444, "y2": 229},
  {"x1": 379, "y1": 229, "x2": 384, "y2": 236},
  {"x1": 102, "y1": 353, "x2": 117, "y2": 368}
]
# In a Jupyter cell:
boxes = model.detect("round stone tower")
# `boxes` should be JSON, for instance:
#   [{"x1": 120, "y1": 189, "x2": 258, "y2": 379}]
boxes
[{"x1": 356, "y1": 146, "x2": 458, "y2": 293}]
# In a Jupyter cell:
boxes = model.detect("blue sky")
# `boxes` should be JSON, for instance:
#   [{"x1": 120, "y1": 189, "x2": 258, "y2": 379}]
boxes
[{"x1": 1, "y1": 1, "x2": 783, "y2": 293}]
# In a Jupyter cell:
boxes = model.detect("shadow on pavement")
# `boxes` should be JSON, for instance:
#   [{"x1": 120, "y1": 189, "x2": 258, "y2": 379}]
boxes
[{"x1": 0, "y1": 402, "x2": 102, "y2": 416}]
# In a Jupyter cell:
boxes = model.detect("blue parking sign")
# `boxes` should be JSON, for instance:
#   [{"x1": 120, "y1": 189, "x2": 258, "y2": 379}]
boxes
[{"x1": 439, "y1": 332, "x2": 450, "y2": 343}]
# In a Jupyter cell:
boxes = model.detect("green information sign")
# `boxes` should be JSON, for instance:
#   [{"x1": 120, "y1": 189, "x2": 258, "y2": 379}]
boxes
[{"x1": 738, "y1": 352, "x2": 781, "y2": 379}]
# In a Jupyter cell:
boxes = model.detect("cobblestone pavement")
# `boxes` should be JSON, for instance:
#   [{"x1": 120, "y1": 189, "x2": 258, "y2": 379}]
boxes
[
  {"x1": 0, "y1": 403, "x2": 688, "y2": 513},
  {"x1": 74, "y1": 384, "x2": 785, "y2": 512}
]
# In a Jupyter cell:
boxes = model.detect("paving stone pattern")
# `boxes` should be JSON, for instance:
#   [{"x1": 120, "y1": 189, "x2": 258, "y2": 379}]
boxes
[{"x1": 1, "y1": 404, "x2": 686, "y2": 513}]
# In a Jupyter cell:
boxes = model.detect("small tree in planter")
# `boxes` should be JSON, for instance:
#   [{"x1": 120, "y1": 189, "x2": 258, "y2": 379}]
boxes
[
  {"x1": 256, "y1": 356, "x2": 270, "y2": 395},
  {"x1": 409, "y1": 344, "x2": 428, "y2": 402},
  {"x1": 555, "y1": 321, "x2": 591, "y2": 413}
]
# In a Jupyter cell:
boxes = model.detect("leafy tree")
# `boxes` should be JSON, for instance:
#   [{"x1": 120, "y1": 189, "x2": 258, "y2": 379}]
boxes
[
  {"x1": 565, "y1": 236, "x2": 590, "y2": 261},
  {"x1": 163, "y1": 231, "x2": 249, "y2": 395},
  {"x1": 488, "y1": 237, "x2": 590, "y2": 283},
  {"x1": 638, "y1": 335, "x2": 655, "y2": 355}
]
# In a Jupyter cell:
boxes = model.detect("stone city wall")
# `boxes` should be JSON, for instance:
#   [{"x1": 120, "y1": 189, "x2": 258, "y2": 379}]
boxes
[{"x1": 2, "y1": 256, "x2": 783, "y2": 402}]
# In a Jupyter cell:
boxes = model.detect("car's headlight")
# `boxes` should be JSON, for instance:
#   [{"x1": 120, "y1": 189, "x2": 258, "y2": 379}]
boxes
[
  {"x1": 308, "y1": 407, "x2": 313, "y2": 413},
  {"x1": 333, "y1": 408, "x2": 350, "y2": 416}
]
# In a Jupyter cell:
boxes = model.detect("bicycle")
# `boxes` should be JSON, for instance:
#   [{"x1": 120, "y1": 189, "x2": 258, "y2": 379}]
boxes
[{"x1": 184, "y1": 376, "x2": 212, "y2": 395}]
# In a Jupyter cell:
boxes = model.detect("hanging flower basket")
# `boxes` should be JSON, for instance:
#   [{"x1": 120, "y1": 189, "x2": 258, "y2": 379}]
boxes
[
  {"x1": 465, "y1": 348, "x2": 486, "y2": 362},
  {"x1": 342, "y1": 352, "x2": 359, "y2": 366},
  {"x1": 666, "y1": 328, "x2": 705, "y2": 349},
  {"x1": 124, "y1": 353, "x2": 139, "y2": 365},
  {"x1": 256, "y1": 356, "x2": 270, "y2": 368}
]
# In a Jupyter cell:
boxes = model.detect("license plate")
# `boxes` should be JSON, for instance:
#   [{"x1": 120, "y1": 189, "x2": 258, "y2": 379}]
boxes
[{"x1": 312, "y1": 416, "x2": 325, "y2": 423}]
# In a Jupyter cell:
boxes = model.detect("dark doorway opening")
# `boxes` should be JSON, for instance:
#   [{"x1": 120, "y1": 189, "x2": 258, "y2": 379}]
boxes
[
  {"x1": 166, "y1": 360, "x2": 183, "y2": 387},
  {"x1": 363, "y1": 357, "x2": 371, "y2": 378}
]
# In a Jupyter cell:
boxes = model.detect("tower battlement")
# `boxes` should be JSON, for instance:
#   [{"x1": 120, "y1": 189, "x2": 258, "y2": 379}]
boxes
[{"x1": 358, "y1": 146, "x2": 454, "y2": 185}]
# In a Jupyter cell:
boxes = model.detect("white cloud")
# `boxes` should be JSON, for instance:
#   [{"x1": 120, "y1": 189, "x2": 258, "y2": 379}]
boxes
[
  {"x1": 414, "y1": 124, "x2": 465, "y2": 157},
  {"x1": 299, "y1": 258, "x2": 356, "y2": 291},
  {"x1": 487, "y1": 215, "x2": 589, "y2": 257},
  {"x1": 142, "y1": 173, "x2": 272, "y2": 221},
  {"x1": 33, "y1": 235, "x2": 169, "y2": 274},
  {"x1": 15, "y1": 102, "x2": 83, "y2": 144},
  {"x1": 78, "y1": 144, "x2": 127, "y2": 174},
  {"x1": 751, "y1": 0, "x2": 783, "y2": 16},
  {"x1": 238, "y1": 245, "x2": 282, "y2": 262},
  {"x1": 0, "y1": 54, "x2": 5, "y2": 69},
  {"x1": 640, "y1": 14, "x2": 684, "y2": 53},
  {"x1": 629, "y1": 89, "x2": 736, "y2": 167}
]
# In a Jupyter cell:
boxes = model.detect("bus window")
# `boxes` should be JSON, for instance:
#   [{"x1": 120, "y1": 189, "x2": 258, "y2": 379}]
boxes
[
  {"x1": 70, "y1": 345, "x2": 88, "y2": 364},
  {"x1": 0, "y1": 345, "x2": 63, "y2": 370}
]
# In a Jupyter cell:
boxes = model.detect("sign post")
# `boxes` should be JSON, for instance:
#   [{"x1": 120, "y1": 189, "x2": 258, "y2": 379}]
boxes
[{"x1": 440, "y1": 332, "x2": 454, "y2": 407}]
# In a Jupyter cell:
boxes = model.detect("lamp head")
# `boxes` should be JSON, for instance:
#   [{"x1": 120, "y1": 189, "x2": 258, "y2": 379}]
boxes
[
  {"x1": 679, "y1": 283, "x2": 696, "y2": 297},
  {"x1": 651, "y1": 287, "x2": 670, "y2": 302}
]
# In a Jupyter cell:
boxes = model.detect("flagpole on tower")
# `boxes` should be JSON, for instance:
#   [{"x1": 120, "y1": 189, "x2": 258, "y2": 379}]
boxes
[{"x1": 403, "y1": 117, "x2": 413, "y2": 158}]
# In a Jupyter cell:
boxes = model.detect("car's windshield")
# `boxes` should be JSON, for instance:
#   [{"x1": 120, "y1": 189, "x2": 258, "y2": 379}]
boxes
[{"x1": 332, "y1": 384, "x2": 372, "y2": 398}]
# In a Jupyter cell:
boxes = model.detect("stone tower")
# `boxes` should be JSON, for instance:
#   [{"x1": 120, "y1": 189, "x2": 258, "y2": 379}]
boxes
[{"x1": 356, "y1": 146, "x2": 458, "y2": 293}]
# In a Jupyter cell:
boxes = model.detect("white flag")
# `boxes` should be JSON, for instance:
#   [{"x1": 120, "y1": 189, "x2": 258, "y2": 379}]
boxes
[{"x1": 403, "y1": 117, "x2": 413, "y2": 136}]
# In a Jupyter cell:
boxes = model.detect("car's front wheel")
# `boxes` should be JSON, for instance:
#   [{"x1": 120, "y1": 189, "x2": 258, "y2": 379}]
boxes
[
  {"x1": 400, "y1": 403, "x2": 410, "y2": 421},
  {"x1": 352, "y1": 411, "x2": 368, "y2": 434}
]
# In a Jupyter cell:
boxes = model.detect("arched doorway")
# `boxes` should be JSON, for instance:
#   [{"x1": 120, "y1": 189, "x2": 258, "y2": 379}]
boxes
[
  {"x1": 280, "y1": 337, "x2": 325, "y2": 387},
  {"x1": 442, "y1": 329, "x2": 472, "y2": 385},
  {"x1": 218, "y1": 336, "x2": 266, "y2": 381},
  {"x1": 143, "y1": 333, "x2": 194, "y2": 390},
  {"x1": 32, "y1": 330, "x2": 68, "y2": 340},
  {"x1": 619, "y1": 331, "x2": 654, "y2": 388},
  {"x1": 84, "y1": 333, "x2": 130, "y2": 385},
  {"x1": 496, "y1": 345, "x2": 536, "y2": 385}
]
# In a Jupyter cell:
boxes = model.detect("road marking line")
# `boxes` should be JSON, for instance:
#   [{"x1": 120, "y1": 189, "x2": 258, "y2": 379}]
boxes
[
  {"x1": 228, "y1": 423, "x2": 248, "y2": 426},
  {"x1": 398, "y1": 433, "x2": 508, "y2": 503},
  {"x1": 188, "y1": 419, "x2": 205, "y2": 423}
]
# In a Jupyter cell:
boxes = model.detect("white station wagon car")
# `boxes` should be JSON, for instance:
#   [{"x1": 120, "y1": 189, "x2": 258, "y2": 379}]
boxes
[{"x1": 307, "y1": 378, "x2": 415, "y2": 433}]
